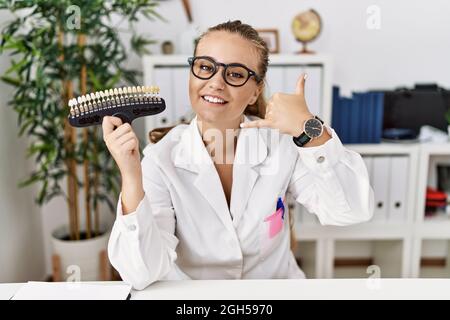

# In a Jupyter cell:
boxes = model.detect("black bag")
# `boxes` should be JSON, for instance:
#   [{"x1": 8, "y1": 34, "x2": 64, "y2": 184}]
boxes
[{"x1": 382, "y1": 84, "x2": 450, "y2": 139}]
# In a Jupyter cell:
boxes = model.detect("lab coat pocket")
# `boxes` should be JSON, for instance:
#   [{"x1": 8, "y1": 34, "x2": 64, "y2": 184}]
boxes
[{"x1": 259, "y1": 200, "x2": 286, "y2": 258}]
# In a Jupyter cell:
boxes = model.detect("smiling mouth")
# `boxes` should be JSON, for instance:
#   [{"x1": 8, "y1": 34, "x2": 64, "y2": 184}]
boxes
[{"x1": 202, "y1": 95, "x2": 228, "y2": 105}]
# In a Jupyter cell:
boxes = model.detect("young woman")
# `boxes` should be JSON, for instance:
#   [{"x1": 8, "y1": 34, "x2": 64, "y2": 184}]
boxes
[{"x1": 103, "y1": 20, "x2": 374, "y2": 290}]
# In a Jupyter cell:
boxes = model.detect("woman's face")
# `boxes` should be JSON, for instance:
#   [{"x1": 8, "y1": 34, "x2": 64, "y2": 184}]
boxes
[{"x1": 189, "y1": 31, "x2": 263, "y2": 127}]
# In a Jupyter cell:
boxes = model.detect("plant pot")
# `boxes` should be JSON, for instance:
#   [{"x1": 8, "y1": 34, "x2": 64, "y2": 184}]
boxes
[{"x1": 51, "y1": 226, "x2": 111, "y2": 281}]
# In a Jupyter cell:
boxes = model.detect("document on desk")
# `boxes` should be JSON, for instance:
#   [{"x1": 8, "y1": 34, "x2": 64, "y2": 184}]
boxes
[{"x1": 12, "y1": 281, "x2": 132, "y2": 300}]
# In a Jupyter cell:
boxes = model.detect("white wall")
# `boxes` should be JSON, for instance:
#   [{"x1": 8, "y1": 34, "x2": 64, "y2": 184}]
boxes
[
  {"x1": 0, "y1": 12, "x2": 46, "y2": 282},
  {"x1": 135, "y1": 0, "x2": 450, "y2": 95}
]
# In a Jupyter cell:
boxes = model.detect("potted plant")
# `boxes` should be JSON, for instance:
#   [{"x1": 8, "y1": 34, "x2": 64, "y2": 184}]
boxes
[{"x1": 0, "y1": 0, "x2": 162, "y2": 281}]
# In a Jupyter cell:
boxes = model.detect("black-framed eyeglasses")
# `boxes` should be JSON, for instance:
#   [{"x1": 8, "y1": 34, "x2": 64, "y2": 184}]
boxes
[{"x1": 187, "y1": 56, "x2": 262, "y2": 87}]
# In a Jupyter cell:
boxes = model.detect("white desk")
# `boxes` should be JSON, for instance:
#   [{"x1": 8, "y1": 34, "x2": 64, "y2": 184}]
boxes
[{"x1": 2, "y1": 279, "x2": 450, "y2": 300}]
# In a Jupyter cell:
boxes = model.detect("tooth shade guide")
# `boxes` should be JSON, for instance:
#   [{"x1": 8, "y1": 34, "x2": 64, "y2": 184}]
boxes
[{"x1": 67, "y1": 85, "x2": 165, "y2": 127}]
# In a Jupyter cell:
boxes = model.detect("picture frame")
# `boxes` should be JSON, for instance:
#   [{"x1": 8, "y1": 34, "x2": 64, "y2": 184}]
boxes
[{"x1": 256, "y1": 29, "x2": 280, "y2": 54}]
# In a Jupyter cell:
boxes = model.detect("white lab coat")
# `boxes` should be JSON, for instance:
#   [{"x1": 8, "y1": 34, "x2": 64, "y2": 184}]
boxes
[{"x1": 108, "y1": 115, "x2": 374, "y2": 290}]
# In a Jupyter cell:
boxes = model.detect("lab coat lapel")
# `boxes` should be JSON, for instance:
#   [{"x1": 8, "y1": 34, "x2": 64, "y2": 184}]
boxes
[
  {"x1": 230, "y1": 115, "x2": 268, "y2": 227},
  {"x1": 173, "y1": 117, "x2": 235, "y2": 235}
]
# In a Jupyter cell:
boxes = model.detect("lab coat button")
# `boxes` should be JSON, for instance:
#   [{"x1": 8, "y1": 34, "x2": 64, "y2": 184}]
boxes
[
  {"x1": 128, "y1": 224, "x2": 136, "y2": 231},
  {"x1": 317, "y1": 156, "x2": 325, "y2": 163}
]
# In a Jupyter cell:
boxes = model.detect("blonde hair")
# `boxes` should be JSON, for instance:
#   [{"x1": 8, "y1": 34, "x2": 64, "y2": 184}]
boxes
[{"x1": 148, "y1": 20, "x2": 268, "y2": 144}]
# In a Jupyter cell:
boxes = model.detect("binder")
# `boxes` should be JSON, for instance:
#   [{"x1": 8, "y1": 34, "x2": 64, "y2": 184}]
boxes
[
  {"x1": 365, "y1": 92, "x2": 375, "y2": 143},
  {"x1": 368, "y1": 92, "x2": 376, "y2": 143},
  {"x1": 331, "y1": 86, "x2": 340, "y2": 132},
  {"x1": 265, "y1": 66, "x2": 285, "y2": 99},
  {"x1": 388, "y1": 156, "x2": 409, "y2": 222},
  {"x1": 348, "y1": 95, "x2": 357, "y2": 143},
  {"x1": 284, "y1": 66, "x2": 304, "y2": 94},
  {"x1": 357, "y1": 93, "x2": 366, "y2": 143},
  {"x1": 373, "y1": 92, "x2": 385, "y2": 143},
  {"x1": 370, "y1": 156, "x2": 390, "y2": 223},
  {"x1": 351, "y1": 93, "x2": 362, "y2": 143},
  {"x1": 360, "y1": 93, "x2": 370, "y2": 143},
  {"x1": 303, "y1": 66, "x2": 322, "y2": 116},
  {"x1": 153, "y1": 67, "x2": 174, "y2": 127},
  {"x1": 340, "y1": 97, "x2": 352, "y2": 144},
  {"x1": 172, "y1": 67, "x2": 191, "y2": 123}
]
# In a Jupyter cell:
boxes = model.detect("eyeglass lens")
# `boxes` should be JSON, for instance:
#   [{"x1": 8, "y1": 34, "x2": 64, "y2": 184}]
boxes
[{"x1": 191, "y1": 57, "x2": 250, "y2": 86}]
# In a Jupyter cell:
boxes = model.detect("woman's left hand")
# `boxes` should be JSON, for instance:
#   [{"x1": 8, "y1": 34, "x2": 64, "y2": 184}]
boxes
[{"x1": 241, "y1": 73, "x2": 313, "y2": 137}]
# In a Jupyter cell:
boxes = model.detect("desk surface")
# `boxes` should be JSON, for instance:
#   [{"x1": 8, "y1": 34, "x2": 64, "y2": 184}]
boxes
[{"x1": 2, "y1": 279, "x2": 450, "y2": 300}]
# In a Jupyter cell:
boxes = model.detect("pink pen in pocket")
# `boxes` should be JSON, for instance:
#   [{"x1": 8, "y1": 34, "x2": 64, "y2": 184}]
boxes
[{"x1": 264, "y1": 197, "x2": 286, "y2": 238}]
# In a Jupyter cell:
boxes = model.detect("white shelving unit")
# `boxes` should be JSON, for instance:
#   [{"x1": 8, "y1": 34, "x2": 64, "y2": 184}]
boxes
[
  {"x1": 293, "y1": 142, "x2": 450, "y2": 279},
  {"x1": 410, "y1": 145, "x2": 450, "y2": 278},
  {"x1": 142, "y1": 54, "x2": 450, "y2": 279}
]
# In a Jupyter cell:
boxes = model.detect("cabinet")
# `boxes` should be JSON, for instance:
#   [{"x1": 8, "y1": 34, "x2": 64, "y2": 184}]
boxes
[{"x1": 142, "y1": 54, "x2": 450, "y2": 278}]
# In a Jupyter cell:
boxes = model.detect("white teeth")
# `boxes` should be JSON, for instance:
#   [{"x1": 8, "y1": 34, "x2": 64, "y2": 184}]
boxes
[{"x1": 203, "y1": 95, "x2": 225, "y2": 104}]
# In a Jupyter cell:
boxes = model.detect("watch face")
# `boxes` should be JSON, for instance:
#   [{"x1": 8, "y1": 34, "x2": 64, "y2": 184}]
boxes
[{"x1": 304, "y1": 118, "x2": 323, "y2": 138}]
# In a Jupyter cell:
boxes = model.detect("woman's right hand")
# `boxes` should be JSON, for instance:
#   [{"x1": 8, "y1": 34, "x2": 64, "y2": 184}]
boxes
[
  {"x1": 102, "y1": 116, "x2": 142, "y2": 179},
  {"x1": 102, "y1": 116, "x2": 145, "y2": 214}
]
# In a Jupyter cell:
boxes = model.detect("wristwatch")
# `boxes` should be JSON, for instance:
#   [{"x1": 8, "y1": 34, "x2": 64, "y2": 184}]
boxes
[{"x1": 292, "y1": 115, "x2": 324, "y2": 147}]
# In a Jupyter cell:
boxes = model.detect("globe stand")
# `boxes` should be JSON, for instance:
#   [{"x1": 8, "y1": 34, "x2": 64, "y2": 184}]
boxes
[{"x1": 296, "y1": 41, "x2": 315, "y2": 54}]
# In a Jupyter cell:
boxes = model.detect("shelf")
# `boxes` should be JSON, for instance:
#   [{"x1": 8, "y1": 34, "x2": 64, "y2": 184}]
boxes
[
  {"x1": 416, "y1": 152, "x2": 450, "y2": 223},
  {"x1": 292, "y1": 240, "x2": 318, "y2": 279},
  {"x1": 416, "y1": 221, "x2": 450, "y2": 239},
  {"x1": 143, "y1": 54, "x2": 333, "y2": 67},
  {"x1": 344, "y1": 142, "x2": 450, "y2": 155},
  {"x1": 332, "y1": 239, "x2": 404, "y2": 278},
  {"x1": 268, "y1": 54, "x2": 332, "y2": 65},
  {"x1": 295, "y1": 222, "x2": 410, "y2": 240},
  {"x1": 345, "y1": 143, "x2": 420, "y2": 155},
  {"x1": 293, "y1": 202, "x2": 410, "y2": 240},
  {"x1": 418, "y1": 239, "x2": 450, "y2": 278},
  {"x1": 419, "y1": 143, "x2": 450, "y2": 156}
]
